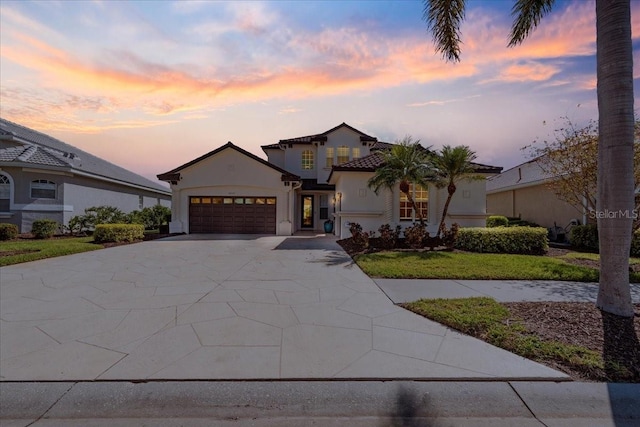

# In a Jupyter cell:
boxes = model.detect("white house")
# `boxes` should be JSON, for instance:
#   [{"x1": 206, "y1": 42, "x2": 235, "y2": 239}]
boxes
[
  {"x1": 158, "y1": 123, "x2": 502, "y2": 238},
  {"x1": 0, "y1": 118, "x2": 171, "y2": 232}
]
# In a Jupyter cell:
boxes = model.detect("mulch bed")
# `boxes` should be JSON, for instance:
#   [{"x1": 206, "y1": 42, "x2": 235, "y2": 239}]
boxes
[{"x1": 506, "y1": 301, "x2": 640, "y2": 382}]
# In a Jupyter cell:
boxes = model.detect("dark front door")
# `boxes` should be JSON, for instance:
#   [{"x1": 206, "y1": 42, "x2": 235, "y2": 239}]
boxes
[{"x1": 301, "y1": 195, "x2": 314, "y2": 228}]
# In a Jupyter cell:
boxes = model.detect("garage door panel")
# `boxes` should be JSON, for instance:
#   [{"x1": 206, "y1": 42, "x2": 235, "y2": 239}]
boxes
[{"x1": 190, "y1": 196, "x2": 276, "y2": 234}]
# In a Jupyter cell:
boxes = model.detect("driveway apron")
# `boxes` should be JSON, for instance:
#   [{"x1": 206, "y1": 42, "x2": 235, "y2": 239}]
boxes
[{"x1": 0, "y1": 235, "x2": 567, "y2": 381}]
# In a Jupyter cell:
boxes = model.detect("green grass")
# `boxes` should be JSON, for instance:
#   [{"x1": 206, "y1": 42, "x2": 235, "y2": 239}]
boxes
[
  {"x1": 560, "y1": 252, "x2": 640, "y2": 265},
  {"x1": 0, "y1": 237, "x2": 104, "y2": 266},
  {"x1": 355, "y1": 251, "x2": 611, "y2": 281},
  {"x1": 404, "y1": 297, "x2": 603, "y2": 375}
]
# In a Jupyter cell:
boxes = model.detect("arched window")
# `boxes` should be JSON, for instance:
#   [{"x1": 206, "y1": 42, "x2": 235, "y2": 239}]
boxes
[
  {"x1": 301, "y1": 150, "x2": 314, "y2": 170},
  {"x1": 0, "y1": 174, "x2": 10, "y2": 211},
  {"x1": 30, "y1": 179, "x2": 56, "y2": 199}
]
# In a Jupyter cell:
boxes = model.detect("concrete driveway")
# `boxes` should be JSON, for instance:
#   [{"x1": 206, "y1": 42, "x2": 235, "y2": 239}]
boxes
[{"x1": 0, "y1": 235, "x2": 566, "y2": 381}]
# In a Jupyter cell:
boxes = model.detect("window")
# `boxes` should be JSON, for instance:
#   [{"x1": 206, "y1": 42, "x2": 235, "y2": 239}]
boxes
[
  {"x1": 319, "y1": 195, "x2": 329, "y2": 220},
  {"x1": 400, "y1": 184, "x2": 428, "y2": 221},
  {"x1": 352, "y1": 147, "x2": 361, "y2": 159},
  {"x1": 337, "y1": 146, "x2": 349, "y2": 164},
  {"x1": 0, "y1": 174, "x2": 10, "y2": 211},
  {"x1": 30, "y1": 180, "x2": 56, "y2": 199},
  {"x1": 139, "y1": 195, "x2": 144, "y2": 209},
  {"x1": 325, "y1": 147, "x2": 334, "y2": 168},
  {"x1": 302, "y1": 150, "x2": 314, "y2": 170}
]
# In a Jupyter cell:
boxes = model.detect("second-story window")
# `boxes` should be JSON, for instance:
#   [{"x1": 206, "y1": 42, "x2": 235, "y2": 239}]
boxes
[
  {"x1": 302, "y1": 150, "x2": 314, "y2": 170},
  {"x1": 352, "y1": 147, "x2": 361, "y2": 159},
  {"x1": 337, "y1": 146, "x2": 349, "y2": 164},
  {"x1": 325, "y1": 147, "x2": 334, "y2": 168}
]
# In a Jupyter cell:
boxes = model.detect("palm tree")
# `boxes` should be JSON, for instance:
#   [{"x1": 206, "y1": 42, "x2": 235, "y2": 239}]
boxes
[
  {"x1": 422, "y1": 0, "x2": 634, "y2": 317},
  {"x1": 367, "y1": 136, "x2": 432, "y2": 225},
  {"x1": 430, "y1": 145, "x2": 480, "y2": 237}
]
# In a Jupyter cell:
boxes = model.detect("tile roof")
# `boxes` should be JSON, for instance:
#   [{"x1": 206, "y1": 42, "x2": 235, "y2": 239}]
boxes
[
  {"x1": 0, "y1": 118, "x2": 170, "y2": 194},
  {"x1": 262, "y1": 122, "x2": 378, "y2": 151}
]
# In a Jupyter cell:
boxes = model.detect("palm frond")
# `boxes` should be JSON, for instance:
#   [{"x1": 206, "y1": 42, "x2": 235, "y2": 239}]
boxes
[
  {"x1": 508, "y1": 0, "x2": 555, "y2": 46},
  {"x1": 422, "y1": 0, "x2": 466, "y2": 62}
]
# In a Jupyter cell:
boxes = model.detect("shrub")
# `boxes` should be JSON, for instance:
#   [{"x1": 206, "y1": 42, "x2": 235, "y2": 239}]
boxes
[
  {"x1": 348, "y1": 222, "x2": 369, "y2": 251},
  {"x1": 31, "y1": 219, "x2": 58, "y2": 239},
  {"x1": 486, "y1": 215, "x2": 509, "y2": 228},
  {"x1": 377, "y1": 224, "x2": 401, "y2": 250},
  {"x1": 94, "y1": 224, "x2": 144, "y2": 243},
  {"x1": 441, "y1": 223, "x2": 460, "y2": 249},
  {"x1": 455, "y1": 226, "x2": 549, "y2": 255},
  {"x1": 508, "y1": 219, "x2": 540, "y2": 227},
  {"x1": 0, "y1": 223, "x2": 19, "y2": 240},
  {"x1": 84, "y1": 206, "x2": 127, "y2": 230},
  {"x1": 65, "y1": 215, "x2": 92, "y2": 236},
  {"x1": 631, "y1": 230, "x2": 640, "y2": 257},
  {"x1": 128, "y1": 205, "x2": 171, "y2": 230},
  {"x1": 569, "y1": 225, "x2": 599, "y2": 252},
  {"x1": 404, "y1": 223, "x2": 428, "y2": 249}
]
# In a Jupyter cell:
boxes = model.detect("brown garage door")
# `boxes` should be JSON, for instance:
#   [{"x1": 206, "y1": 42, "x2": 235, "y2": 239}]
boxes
[{"x1": 189, "y1": 196, "x2": 276, "y2": 234}]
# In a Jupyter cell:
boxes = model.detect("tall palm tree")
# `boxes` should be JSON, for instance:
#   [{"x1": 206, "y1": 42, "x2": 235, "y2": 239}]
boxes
[
  {"x1": 367, "y1": 136, "x2": 431, "y2": 225},
  {"x1": 422, "y1": 0, "x2": 634, "y2": 317},
  {"x1": 430, "y1": 145, "x2": 480, "y2": 237}
]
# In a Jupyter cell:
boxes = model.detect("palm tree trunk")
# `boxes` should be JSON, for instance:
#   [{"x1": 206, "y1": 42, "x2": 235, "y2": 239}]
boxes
[
  {"x1": 437, "y1": 184, "x2": 455, "y2": 238},
  {"x1": 403, "y1": 190, "x2": 424, "y2": 225},
  {"x1": 595, "y1": 0, "x2": 634, "y2": 317}
]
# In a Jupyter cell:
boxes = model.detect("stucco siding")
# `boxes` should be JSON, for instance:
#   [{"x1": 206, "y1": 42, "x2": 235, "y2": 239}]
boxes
[
  {"x1": 168, "y1": 148, "x2": 293, "y2": 235},
  {"x1": 488, "y1": 184, "x2": 582, "y2": 229}
]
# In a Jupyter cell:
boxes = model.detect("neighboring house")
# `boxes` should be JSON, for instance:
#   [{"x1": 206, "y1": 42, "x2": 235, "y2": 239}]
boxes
[
  {"x1": 0, "y1": 118, "x2": 171, "y2": 233},
  {"x1": 486, "y1": 158, "x2": 585, "y2": 229},
  {"x1": 158, "y1": 123, "x2": 501, "y2": 238}
]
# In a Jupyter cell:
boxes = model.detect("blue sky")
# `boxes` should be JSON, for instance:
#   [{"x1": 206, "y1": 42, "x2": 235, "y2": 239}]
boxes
[{"x1": 1, "y1": 0, "x2": 638, "y2": 183}]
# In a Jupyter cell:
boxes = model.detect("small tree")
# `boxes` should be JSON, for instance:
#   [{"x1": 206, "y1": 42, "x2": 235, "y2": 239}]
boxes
[
  {"x1": 526, "y1": 118, "x2": 640, "y2": 229},
  {"x1": 429, "y1": 145, "x2": 482, "y2": 237},
  {"x1": 367, "y1": 136, "x2": 432, "y2": 225}
]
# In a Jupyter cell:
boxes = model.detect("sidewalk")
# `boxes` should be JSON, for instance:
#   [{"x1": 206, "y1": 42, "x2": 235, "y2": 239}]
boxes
[
  {"x1": 2, "y1": 380, "x2": 638, "y2": 426},
  {"x1": 374, "y1": 278, "x2": 640, "y2": 303}
]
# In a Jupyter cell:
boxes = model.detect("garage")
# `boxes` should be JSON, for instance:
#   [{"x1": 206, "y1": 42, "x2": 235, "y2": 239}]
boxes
[{"x1": 189, "y1": 196, "x2": 277, "y2": 234}]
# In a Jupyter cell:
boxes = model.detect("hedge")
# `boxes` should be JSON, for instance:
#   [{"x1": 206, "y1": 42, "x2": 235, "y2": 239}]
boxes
[
  {"x1": 569, "y1": 225, "x2": 599, "y2": 252},
  {"x1": 0, "y1": 223, "x2": 18, "y2": 241},
  {"x1": 94, "y1": 224, "x2": 144, "y2": 243},
  {"x1": 455, "y1": 226, "x2": 549, "y2": 255},
  {"x1": 486, "y1": 215, "x2": 508, "y2": 228},
  {"x1": 31, "y1": 219, "x2": 58, "y2": 239},
  {"x1": 570, "y1": 225, "x2": 640, "y2": 256}
]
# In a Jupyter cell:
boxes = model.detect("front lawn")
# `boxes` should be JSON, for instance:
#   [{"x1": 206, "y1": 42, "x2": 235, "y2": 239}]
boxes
[
  {"x1": 0, "y1": 237, "x2": 103, "y2": 266},
  {"x1": 354, "y1": 251, "x2": 640, "y2": 282},
  {"x1": 403, "y1": 297, "x2": 639, "y2": 382}
]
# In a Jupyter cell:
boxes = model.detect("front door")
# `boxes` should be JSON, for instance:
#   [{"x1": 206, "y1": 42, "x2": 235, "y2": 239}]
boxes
[{"x1": 301, "y1": 195, "x2": 314, "y2": 229}]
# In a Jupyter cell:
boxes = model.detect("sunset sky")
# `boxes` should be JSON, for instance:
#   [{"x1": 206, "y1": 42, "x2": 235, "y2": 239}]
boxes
[{"x1": 1, "y1": 0, "x2": 639, "y2": 184}]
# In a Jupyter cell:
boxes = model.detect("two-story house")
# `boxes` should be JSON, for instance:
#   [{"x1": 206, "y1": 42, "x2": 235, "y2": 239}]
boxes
[{"x1": 158, "y1": 123, "x2": 501, "y2": 238}]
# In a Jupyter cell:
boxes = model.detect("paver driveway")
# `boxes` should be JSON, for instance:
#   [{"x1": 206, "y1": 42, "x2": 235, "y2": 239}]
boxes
[{"x1": 0, "y1": 235, "x2": 566, "y2": 381}]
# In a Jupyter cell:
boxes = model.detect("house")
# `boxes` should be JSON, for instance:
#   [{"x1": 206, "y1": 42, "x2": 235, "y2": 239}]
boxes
[
  {"x1": 486, "y1": 158, "x2": 585, "y2": 229},
  {"x1": 0, "y1": 118, "x2": 171, "y2": 233},
  {"x1": 158, "y1": 123, "x2": 502, "y2": 238}
]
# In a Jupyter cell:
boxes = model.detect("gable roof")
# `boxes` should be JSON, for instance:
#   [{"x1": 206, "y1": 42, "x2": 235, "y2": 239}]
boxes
[
  {"x1": 0, "y1": 118, "x2": 170, "y2": 195},
  {"x1": 157, "y1": 141, "x2": 300, "y2": 184},
  {"x1": 261, "y1": 122, "x2": 378, "y2": 152}
]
